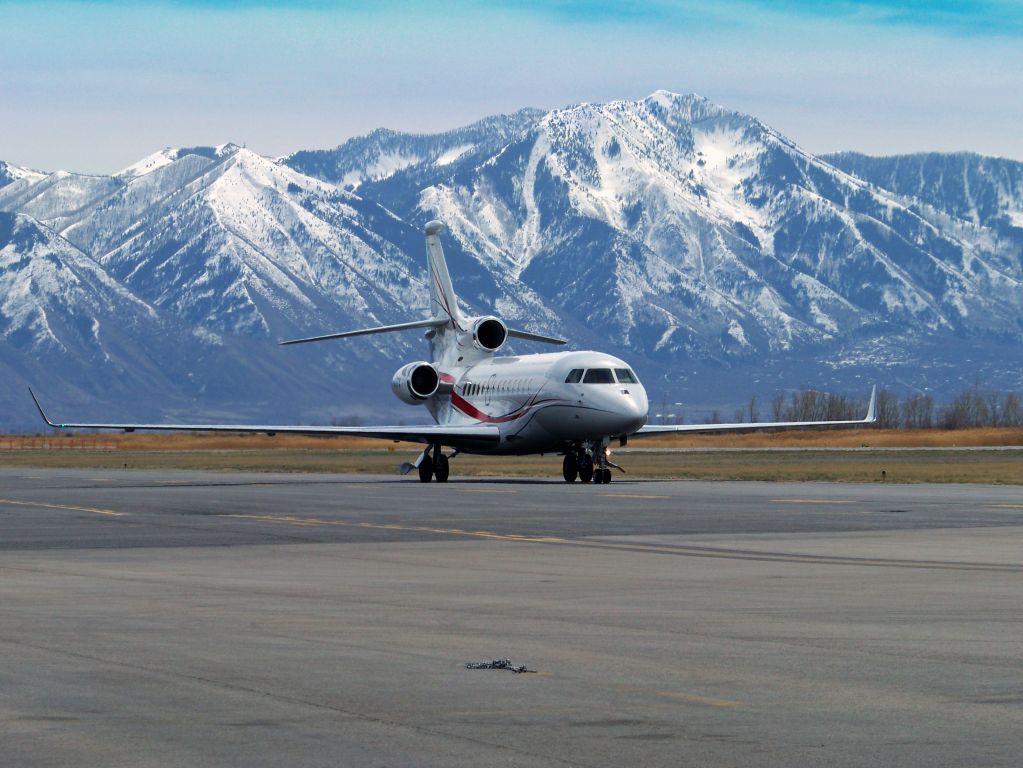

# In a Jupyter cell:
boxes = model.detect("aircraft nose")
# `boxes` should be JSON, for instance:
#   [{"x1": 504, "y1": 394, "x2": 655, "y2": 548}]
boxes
[{"x1": 620, "y1": 387, "x2": 648, "y2": 432}]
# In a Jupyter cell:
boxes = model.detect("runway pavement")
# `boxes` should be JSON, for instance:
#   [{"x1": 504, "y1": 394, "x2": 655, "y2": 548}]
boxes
[{"x1": 1, "y1": 468, "x2": 1022, "y2": 766}]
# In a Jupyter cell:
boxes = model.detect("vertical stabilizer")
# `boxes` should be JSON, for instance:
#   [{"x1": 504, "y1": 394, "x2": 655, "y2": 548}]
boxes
[{"x1": 424, "y1": 221, "x2": 463, "y2": 328}]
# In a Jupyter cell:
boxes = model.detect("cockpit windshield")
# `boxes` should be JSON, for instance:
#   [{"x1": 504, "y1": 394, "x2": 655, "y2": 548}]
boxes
[
  {"x1": 582, "y1": 368, "x2": 615, "y2": 384},
  {"x1": 615, "y1": 368, "x2": 638, "y2": 383}
]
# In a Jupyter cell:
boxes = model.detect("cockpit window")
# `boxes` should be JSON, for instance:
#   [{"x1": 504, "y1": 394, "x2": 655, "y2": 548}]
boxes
[
  {"x1": 564, "y1": 369, "x2": 583, "y2": 383},
  {"x1": 615, "y1": 368, "x2": 638, "y2": 383},
  {"x1": 583, "y1": 368, "x2": 615, "y2": 384}
]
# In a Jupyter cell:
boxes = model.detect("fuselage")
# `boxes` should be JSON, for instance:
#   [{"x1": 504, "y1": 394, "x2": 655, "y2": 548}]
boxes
[{"x1": 426, "y1": 350, "x2": 649, "y2": 455}]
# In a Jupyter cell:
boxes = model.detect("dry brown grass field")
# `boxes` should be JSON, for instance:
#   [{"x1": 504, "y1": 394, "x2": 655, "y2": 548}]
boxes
[{"x1": 1, "y1": 428, "x2": 1021, "y2": 483}]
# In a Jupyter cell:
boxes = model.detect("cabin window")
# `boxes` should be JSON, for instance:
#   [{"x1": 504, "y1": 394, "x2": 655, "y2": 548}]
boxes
[
  {"x1": 615, "y1": 368, "x2": 638, "y2": 383},
  {"x1": 583, "y1": 368, "x2": 615, "y2": 384},
  {"x1": 565, "y1": 369, "x2": 584, "y2": 383}
]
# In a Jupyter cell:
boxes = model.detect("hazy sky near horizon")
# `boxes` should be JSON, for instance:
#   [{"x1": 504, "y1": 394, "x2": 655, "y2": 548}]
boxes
[{"x1": 2, "y1": 1, "x2": 1022, "y2": 173}]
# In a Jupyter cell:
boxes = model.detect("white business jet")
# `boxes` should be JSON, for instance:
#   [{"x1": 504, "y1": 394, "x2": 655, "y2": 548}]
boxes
[{"x1": 30, "y1": 221, "x2": 876, "y2": 483}]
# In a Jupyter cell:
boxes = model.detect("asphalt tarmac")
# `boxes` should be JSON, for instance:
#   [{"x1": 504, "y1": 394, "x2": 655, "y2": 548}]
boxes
[{"x1": 2, "y1": 468, "x2": 1022, "y2": 767}]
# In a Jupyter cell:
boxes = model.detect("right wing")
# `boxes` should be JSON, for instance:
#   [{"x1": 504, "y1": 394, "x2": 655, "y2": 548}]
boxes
[
  {"x1": 28, "y1": 389, "x2": 499, "y2": 449},
  {"x1": 632, "y1": 386, "x2": 877, "y2": 437}
]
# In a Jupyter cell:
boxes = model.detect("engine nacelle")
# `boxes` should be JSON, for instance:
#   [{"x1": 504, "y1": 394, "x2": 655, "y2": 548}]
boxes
[
  {"x1": 471, "y1": 316, "x2": 508, "y2": 353},
  {"x1": 391, "y1": 361, "x2": 440, "y2": 405}
]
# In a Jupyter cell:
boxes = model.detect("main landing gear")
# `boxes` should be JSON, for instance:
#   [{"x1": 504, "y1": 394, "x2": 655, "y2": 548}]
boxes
[
  {"x1": 562, "y1": 442, "x2": 617, "y2": 484},
  {"x1": 417, "y1": 444, "x2": 451, "y2": 483}
]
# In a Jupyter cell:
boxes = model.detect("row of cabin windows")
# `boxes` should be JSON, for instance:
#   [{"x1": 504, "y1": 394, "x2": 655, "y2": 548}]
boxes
[
  {"x1": 564, "y1": 368, "x2": 639, "y2": 384},
  {"x1": 462, "y1": 378, "x2": 534, "y2": 397}
]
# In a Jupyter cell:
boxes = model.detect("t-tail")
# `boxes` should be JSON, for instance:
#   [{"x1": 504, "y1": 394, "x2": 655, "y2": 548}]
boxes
[
  {"x1": 424, "y1": 221, "x2": 464, "y2": 330},
  {"x1": 279, "y1": 221, "x2": 567, "y2": 360}
]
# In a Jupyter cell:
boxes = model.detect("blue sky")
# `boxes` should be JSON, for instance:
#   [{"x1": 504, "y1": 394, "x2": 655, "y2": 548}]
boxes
[{"x1": 2, "y1": 1, "x2": 1021, "y2": 172}]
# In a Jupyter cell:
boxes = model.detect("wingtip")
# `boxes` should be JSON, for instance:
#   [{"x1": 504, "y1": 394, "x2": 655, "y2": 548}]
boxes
[
  {"x1": 28, "y1": 386, "x2": 58, "y2": 428},
  {"x1": 866, "y1": 385, "x2": 878, "y2": 423}
]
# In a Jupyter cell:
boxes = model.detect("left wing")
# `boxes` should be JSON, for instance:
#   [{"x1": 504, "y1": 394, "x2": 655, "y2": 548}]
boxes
[
  {"x1": 28, "y1": 389, "x2": 500, "y2": 449},
  {"x1": 632, "y1": 386, "x2": 877, "y2": 437}
]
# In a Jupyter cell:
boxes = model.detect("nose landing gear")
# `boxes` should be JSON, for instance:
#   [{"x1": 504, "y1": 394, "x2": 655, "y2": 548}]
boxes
[{"x1": 562, "y1": 441, "x2": 619, "y2": 484}]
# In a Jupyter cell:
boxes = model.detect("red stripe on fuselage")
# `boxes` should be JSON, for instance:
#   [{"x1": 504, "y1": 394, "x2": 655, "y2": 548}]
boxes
[{"x1": 450, "y1": 392, "x2": 561, "y2": 424}]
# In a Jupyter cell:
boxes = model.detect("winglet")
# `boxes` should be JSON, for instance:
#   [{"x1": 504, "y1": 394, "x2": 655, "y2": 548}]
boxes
[
  {"x1": 28, "y1": 387, "x2": 60, "y2": 428},
  {"x1": 865, "y1": 385, "x2": 878, "y2": 423}
]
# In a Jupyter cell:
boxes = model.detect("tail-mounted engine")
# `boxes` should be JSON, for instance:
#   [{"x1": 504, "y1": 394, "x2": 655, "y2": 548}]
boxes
[
  {"x1": 391, "y1": 361, "x2": 440, "y2": 405},
  {"x1": 471, "y1": 316, "x2": 508, "y2": 353}
]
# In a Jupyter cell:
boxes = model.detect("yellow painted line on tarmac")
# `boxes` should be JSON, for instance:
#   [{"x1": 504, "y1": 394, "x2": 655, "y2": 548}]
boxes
[
  {"x1": 656, "y1": 690, "x2": 739, "y2": 708},
  {"x1": 987, "y1": 504, "x2": 1023, "y2": 509},
  {"x1": 599, "y1": 493, "x2": 665, "y2": 500},
  {"x1": 771, "y1": 498, "x2": 858, "y2": 505},
  {"x1": 0, "y1": 498, "x2": 127, "y2": 517}
]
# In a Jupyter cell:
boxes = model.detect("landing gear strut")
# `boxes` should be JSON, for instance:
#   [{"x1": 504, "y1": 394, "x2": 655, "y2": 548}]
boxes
[
  {"x1": 578, "y1": 452, "x2": 594, "y2": 483},
  {"x1": 591, "y1": 440, "x2": 612, "y2": 484},
  {"x1": 418, "y1": 444, "x2": 450, "y2": 483}
]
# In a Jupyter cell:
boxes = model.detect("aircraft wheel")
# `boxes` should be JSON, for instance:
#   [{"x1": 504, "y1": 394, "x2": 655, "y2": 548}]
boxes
[
  {"x1": 434, "y1": 454, "x2": 450, "y2": 483},
  {"x1": 562, "y1": 453, "x2": 578, "y2": 482},
  {"x1": 601, "y1": 468, "x2": 612, "y2": 484},
  {"x1": 418, "y1": 454, "x2": 434, "y2": 483},
  {"x1": 578, "y1": 454, "x2": 594, "y2": 483}
]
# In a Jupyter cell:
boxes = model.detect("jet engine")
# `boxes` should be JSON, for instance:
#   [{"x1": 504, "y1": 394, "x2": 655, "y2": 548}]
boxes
[
  {"x1": 471, "y1": 316, "x2": 508, "y2": 352},
  {"x1": 391, "y1": 361, "x2": 440, "y2": 405}
]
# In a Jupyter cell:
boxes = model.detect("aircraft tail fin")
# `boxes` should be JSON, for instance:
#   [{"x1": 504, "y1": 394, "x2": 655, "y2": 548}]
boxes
[{"x1": 424, "y1": 221, "x2": 463, "y2": 327}]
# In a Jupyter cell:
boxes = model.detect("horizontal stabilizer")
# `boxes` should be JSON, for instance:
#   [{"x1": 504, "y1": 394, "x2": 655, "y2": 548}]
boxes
[
  {"x1": 508, "y1": 328, "x2": 567, "y2": 345},
  {"x1": 280, "y1": 318, "x2": 447, "y2": 346}
]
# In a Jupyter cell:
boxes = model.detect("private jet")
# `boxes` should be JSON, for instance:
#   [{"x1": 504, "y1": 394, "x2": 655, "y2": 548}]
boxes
[{"x1": 31, "y1": 221, "x2": 876, "y2": 483}]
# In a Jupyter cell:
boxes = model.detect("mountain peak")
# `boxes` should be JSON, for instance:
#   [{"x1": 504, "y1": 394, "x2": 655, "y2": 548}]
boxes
[
  {"x1": 0, "y1": 161, "x2": 47, "y2": 188},
  {"x1": 116, "y1": 143, "x2": 243, "y2": 180}
]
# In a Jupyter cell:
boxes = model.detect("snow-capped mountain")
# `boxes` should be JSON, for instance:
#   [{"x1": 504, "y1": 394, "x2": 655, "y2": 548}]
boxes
[
  {"x1": 2, "y1": 92, "x2": 1022, "y2": 427},
  {"x1": 344, "y1": 92, "x2": 1022, "y2": 369}
]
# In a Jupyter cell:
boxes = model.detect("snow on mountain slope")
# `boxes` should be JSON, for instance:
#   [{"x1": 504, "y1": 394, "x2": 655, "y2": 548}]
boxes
[
  {"x1": 0, "y1": 211, "x2": 197, "y2": 423},
  {"x1": 0, "y1": 170, "x2": 124, "y2": 232},
  {"x1": 284, "y1": 108, "x2": 545, "y2": 189},
  {"x1": 0, "y1": 212, "x2": 157, "y2": 354},
  {"x1": 823, "y1": 151, "x2": 1023, "y2": 232}
]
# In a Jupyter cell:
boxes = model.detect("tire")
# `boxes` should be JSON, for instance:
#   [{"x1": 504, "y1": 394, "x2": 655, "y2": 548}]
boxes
[
  {"x1": 562, "y1": 453, "x2": 578, "y2": 483},
  {"x1": 434, "y1": 454, "x2": 450, "y2": 483},
  {"x1": 601, "y1": 468, "x2": 612, "y2": 484},
  {"x1": 578, "y1": 454, "x2": 594, "y2": 483},
  {"x1": 418, "y1": 454, "x2": 434, "y2": 483}
]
